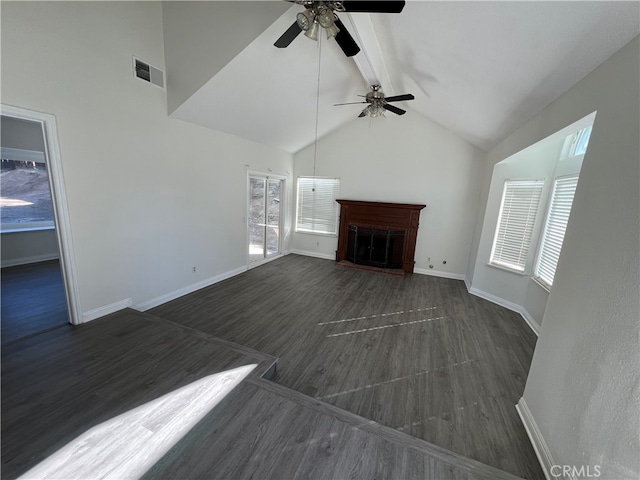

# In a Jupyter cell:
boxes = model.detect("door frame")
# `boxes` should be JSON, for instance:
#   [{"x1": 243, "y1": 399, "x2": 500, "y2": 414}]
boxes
[
  {"x1": 246, "y1": 170, "x2": 286, "y2": 269},
  {"x1": 1, "y1": 104, "x2": 82, "y2": 325}
]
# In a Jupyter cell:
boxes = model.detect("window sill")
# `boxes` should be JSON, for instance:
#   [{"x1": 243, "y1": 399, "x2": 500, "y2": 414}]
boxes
[
  {"x1": 1, "y1": 225, "x2": 55, "y2": 234},
  {"x1": 294, "y1": 230, "x2": 337, "y2": 238},
  {"x1": 531, "y1": 276, "x2": 551, "y2": 293},
  {"x1": 486, "y1": 262, "x2": 527, "y2": 276}
]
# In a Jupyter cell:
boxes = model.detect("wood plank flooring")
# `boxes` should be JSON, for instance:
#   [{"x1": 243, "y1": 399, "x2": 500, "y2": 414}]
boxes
[
  {"x1": 1, "y1": 260, "x2": 68, "y2": 345},
  {"x1": 1, "y1": 307, "x2": 523, "y2": 480},
  {"x1": 1, "y1": 308, "x2": 275, "y2": 479},
  {"x1": 151, "y1": 254, "x2": 543, "y2": 479}
]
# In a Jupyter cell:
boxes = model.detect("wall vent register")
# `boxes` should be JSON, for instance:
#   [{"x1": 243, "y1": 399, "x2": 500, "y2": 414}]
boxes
[{"x1": 133, "y1": 57, "x2": 164, "y2": 88}]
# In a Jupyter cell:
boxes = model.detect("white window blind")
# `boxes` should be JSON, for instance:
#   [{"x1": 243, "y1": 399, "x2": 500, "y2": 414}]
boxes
[
  {"x1": 296, "y1": 177, "x2": 340, "y2": 235},
  {"x1": 490, "y1": 179, "x2": 545, "y2": 272},
  {"x1": 534, "y1": 176, "x2": 579, "y2": 288}
]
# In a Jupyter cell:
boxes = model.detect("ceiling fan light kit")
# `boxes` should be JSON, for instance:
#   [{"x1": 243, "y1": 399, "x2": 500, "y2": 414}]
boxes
[
  {"x1": 335, "y1": 84, "x2": 415, "y2": 119},
  {"x1": 275, "y1": 1, "x2": 405, "y2": 57}
]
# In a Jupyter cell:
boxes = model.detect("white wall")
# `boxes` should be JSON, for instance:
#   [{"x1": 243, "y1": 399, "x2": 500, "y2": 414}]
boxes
[
  {"x1": 472, "y1": 36, "x2": 640, "y2": 478},
  {"x1": 293, "y1": 111, "x2": 485, "y2": 278},
  {"x1": 471, "y1": 138, "x2": 560, "y2": 309},
  {"x1": 162, "y1": 1, "x2": 289, "y2": 114},
  {"x1": 469, "y1": 117, "x2": 589, "y2": 328},
  {"x1": 1, "y1": 1, "x2": 293, "y2": 317},
  {"x1": 1, "y1": 229, "x2": 59, "y2": 267}
]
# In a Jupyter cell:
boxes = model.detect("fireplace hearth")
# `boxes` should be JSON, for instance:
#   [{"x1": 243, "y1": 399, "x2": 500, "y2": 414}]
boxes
[{"x1": 336, "y1": 200, "x2": 426, "y2": 274}]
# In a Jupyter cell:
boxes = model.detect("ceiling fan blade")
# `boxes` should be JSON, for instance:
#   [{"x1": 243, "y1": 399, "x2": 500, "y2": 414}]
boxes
[
  {"x1": 383, "y1": 103, "x2": 406, "y2": 115},
  {"x1": 334, "y1": 18, "x2": 360, "y2": 57},
  {"x1": 334, "y1": 101, "x2": 367, "y2": 106},
  {"x1": 384, "y1": 94, "x2": 415, "y2": 102},
  {"x1": 341, "y1": 1, "x2": 405, "y2": 13},
  {"x1": 274, "y1": 21, "x2": 303, "y2": 48},
  {"x1": 358, "y1": 110, "x2": 368, "y2": 118}
]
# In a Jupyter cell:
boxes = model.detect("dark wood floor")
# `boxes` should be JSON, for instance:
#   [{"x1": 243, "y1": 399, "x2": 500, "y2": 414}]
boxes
[
  {"x1": 1, "y1": 254, "x2": 542, "y2": 479},
  {"x1": 1, "y1": 260, "x2": 68, "y2": 345},
  {"x1": 2, "y1": 308, "x2": 523, "y2": 480},
  {"x1": 151, "y1": 254, "x2": 543, "y2": 479}
]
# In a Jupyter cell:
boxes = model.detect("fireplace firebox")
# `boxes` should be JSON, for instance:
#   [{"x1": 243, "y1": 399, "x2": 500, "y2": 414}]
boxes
[{"x1": 336, "y1": 200, "x2": 426, "y2": 274}]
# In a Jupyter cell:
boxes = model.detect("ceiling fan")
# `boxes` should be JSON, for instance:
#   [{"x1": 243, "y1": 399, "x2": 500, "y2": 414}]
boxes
[
  {"x1": 335, "y1": 85, "x2": 415, "y2": 118},
  {"x1": 274, "y1": 1, "x2": 406, "y2": 57}
]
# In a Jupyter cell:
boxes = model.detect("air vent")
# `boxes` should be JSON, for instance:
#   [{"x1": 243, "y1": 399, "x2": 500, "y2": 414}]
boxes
[{"x1": 133, "y1": 57, "x2": 164, "y2": 88}]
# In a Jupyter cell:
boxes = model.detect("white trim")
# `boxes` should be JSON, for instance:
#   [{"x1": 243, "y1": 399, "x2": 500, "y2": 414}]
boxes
[
  {"x1": 0, "y1": 147, "x2": 45, "y2": 163},
  {"x1": 414, "y1": 268, "x2": 466, "y2": 280},
  {"x1": 519, "y1": 307, "x2": 541, "y2": 336},
  {"x1": 1, "y1": 252, "x2": 59, "y2": 268},
  {"x1": 82, "y1": 298, "x2": 132, "y2": 324},
  {"x1": 248, "y1": 253, "x2": 285, "y2": 270},
  {"x1": 1, "y1": 104, "x2": 82, "y2": 325},
  {"x1": 290, "y1": 249, "x2": 335, "y2": 261},
  {"x1": 516, "y1": 398, "x2": 557, "y2": 480},
  {"x1": 1, "y1": 224, "x2": 55, "y2": 233},
  {"x1": 464, "y1": 277, "x2": 472, "y2": 291},
  {"x1": 134, "y1": 265, "x2": 247, "y2": 312},
  {"x1": 467, "y1": 285, "x2": 540, "y2": 336}
]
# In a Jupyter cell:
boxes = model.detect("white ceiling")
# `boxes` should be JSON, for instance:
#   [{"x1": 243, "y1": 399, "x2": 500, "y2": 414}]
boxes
[{"x1": 172, "y1": 1, "x2": 640, "y2": 153}]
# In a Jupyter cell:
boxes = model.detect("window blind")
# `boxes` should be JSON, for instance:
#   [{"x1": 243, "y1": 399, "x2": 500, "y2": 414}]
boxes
[
  {"x1": 490, "y1": 179, "x2": 545, "y2": 272},
  {"x1": 534, "y1": 176, "x2": 579, "y2": 288},
  {"x1": 296, "y1": 177, "x2": 340, "y2": 235}
]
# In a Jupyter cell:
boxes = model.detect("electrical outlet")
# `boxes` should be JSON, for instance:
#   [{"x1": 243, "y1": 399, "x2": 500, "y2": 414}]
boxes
[
  {"x1": 192, "y1": 266, "x2": 196, "y2": 273},
  {"x1": 442, "y1": 260, "x2": 447, "y2": 265}
]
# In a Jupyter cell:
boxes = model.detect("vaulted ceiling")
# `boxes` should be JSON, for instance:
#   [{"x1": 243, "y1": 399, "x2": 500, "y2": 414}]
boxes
[{"x1": 165, "y1": 1, "x2": 640, "y2": 153}]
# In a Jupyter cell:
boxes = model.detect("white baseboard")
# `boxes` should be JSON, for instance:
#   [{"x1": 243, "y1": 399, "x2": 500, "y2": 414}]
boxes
[
  {"x1": 247, "y1": 253, "x2": 284, "y2": 270},
  {"x1": 519, "y1": 307, "x2": 541, "y2": 336},
  {"x1": 290, "y1": 249, "x2": 335, "y2": 261},
  {"x1": 1, "y1": 253, "x2": 59, "y2": 268},
  {"x1": 134, "y1": 265, "x2": 247, "y2": 312},
  {"x1": 464, "y1": 277, "x2": 472, "y2": 291},
  {"x1": 82, "y1": 298, "x2": 132, "y2": 323},
  {"x1": 414, "y1": 267, "x2": 466, "y2": 280},
  {"x1": 516, "y1": 398, "x2": 555, "y2": 480},
  {"x1": 467, "y1": 286, "x2": 540, "y2": 336}
]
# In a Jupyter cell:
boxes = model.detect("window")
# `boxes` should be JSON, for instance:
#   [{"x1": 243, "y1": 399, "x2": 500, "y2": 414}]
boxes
[
  {"x1": 490, "y1": 179, "x2": 545, "y2": 272},
  {"x1": 296, "y1": 177, "x2": 340, "y2": 235},
  {"x1": 569, "y1": 125, "x2": 592, "y2": 157},
  {"x1": 534, "y1": 175, "x2": 579, "y2": 288},
  {"x1": 1, "y1": 150, "x2": 54, "y2": 232}
]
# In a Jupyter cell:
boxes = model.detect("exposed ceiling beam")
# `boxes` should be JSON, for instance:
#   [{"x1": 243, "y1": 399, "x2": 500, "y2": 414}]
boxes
[{"x1": 344, "y1": 12, "x2": 394, "y2": 93}]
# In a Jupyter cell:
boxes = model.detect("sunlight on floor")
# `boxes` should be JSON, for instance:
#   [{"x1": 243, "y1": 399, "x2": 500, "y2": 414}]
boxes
[
  {"x1": 0, "y1": 197, "x2": 34, "y2": 206},
  {"x1": 318, "y1": 359, "x2": 475, "y2": 400},
  {"x1": 317, "y1": 306, "x2": 437, "y2": 326},
  {"x1": 325, "y1": 316, "x2": 446, "y2": 337},
  {"x1": 19, "y1": 364, "x2": 257, "y2": 480}
]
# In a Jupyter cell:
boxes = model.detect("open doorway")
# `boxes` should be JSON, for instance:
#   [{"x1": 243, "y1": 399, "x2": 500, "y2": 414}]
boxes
[{"x1": 1, "y1": 105, "x2": 81, "y2": 342}]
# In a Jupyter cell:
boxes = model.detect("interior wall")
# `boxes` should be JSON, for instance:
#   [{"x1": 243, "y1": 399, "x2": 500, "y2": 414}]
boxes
[
  {"x1": 1, "y1": 1, "x2": 293, "y2": 316},
  {"x1": 292, "y1": 110, "x2": 485, "y2": 279},
  {"x1": 471, "y1": 36, "x2": 640, "y2": 478},
  {"x1": 162, "y1": 1, "x2": 289, "y2": 114},
  {"x1": 1, "y1": 230, "x2": 59, "y2": 268}
]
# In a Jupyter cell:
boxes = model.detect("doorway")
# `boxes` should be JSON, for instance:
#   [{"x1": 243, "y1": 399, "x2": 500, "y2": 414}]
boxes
[
  {"x1": 1, "y1": 104, "x2": 81, "y2": 327},
  {"x1": 248, "y1": 173, "x2": 284, "y2": 265}
]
